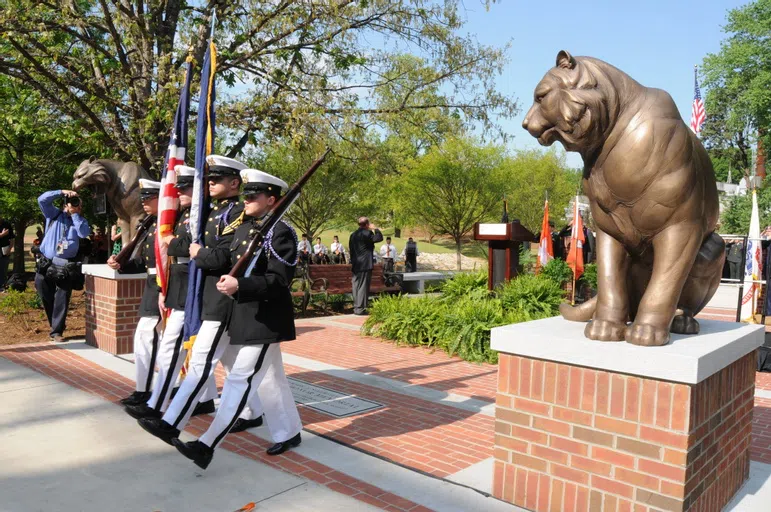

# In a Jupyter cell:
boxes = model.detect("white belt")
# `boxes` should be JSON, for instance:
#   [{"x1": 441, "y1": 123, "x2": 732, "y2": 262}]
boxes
[
  {"x1": 147, "y1": 268, "x2": 157, "y2": 275},
  {"x1": 176, "y1": 257, "x2": 190, "y2": 264}
]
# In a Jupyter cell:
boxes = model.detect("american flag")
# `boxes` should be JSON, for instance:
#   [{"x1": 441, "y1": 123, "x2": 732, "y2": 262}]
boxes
[
  {"x1": 155, "y1": 61, "x2": 193, "y2": 301},
  {"x1": 182, "y1": 39, "x2": 217, "y2": 348},
  {"x1": 690, "y1": 66, "x2": 706, "y2": 134}
]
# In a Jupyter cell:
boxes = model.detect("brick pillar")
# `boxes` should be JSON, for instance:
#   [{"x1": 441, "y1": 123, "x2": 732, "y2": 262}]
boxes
[
  {"x1": 83, "y1": 265, "x2": 146, "y2": 355},
  {"x1": 490, "y1": 318, "x2": 764, "y2": 512}
]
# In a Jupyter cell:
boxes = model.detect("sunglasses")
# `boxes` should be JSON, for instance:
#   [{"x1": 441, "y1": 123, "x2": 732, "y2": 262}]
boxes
[{"x1": 243, "y1": 192, "x2": 267, "y2": 202}]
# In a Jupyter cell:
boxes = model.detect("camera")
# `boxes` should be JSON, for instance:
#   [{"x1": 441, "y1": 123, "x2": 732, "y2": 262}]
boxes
[{"x1": 66, "y1": 196, "x2": 81, "y2": 207}]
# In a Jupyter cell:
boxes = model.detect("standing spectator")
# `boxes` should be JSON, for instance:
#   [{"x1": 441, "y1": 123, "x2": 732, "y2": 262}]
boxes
[
  {"x1": 111, "y1": 224, "x2": 122, "y2": 256},
  {"x1": 92, "y1": 226, "x2": 109, "y2": 263},
  {"x1": 727, "y1": 240, "x2": 744, "y2": 281},
  {"x1": 401, "y1": 237, "x2": 419, "y2": 273},
  {"x1": 330, "y1": 235, "x2": 346, "y2": 263},
  {"x1": 0, "y1": 213, "x2": 14, "y2": 289},
  {"x1": 35, "y1": 189, "x2": 91, "y2": 342},
  {"x1": 379, "y1": 237, "x2": 397, "y2": 272},
  {"x1": 312, "y1": 237, "x2": 328, "y2": 264},
  {"x1": 297, "y1": 233, "x2": 312, "y2": 265},
  {"x1": 348, "y1": 217, "x2": 383, "y2": 315}
]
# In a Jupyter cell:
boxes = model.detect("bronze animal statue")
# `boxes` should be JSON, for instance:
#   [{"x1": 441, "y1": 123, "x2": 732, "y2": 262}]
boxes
[
  {"x1": 72, "y1": 158, "x2": 150, "y2": 246},
  {"x1": 522, "y1": 51, "x2": 725, "y2": 346}
]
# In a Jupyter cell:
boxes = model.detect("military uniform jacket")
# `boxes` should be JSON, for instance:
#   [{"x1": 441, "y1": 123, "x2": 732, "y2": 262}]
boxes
[
  {"x1": 165, "y1": 208, "x2": 191, "y2": 311},
  {"x1": 194, "y1": 197, "x2": 244, "y2": 322},
  {"x1": 228, "y1": 219, "x2": 297, "y2": 345},
  {"x1": 121, "y1": 216, "x2": 160, "y2": 317},
  {"x1": 727, "y1": 243, "x2": 744, "y2": 263}
]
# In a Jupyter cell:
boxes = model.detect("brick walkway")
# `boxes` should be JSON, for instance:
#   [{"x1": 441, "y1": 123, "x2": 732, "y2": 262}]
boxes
[
  {"x1": 0, "y1": 343, "x2": 429, "y2": 512},
  {"x1": 290, "y1": 322, "x2": 499, "y2": 402}
]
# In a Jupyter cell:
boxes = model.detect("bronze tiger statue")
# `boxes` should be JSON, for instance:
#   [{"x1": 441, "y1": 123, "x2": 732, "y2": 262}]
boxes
[
  {"x1": 72, "y1": 157, "x2": 149, "y2": 246},
  {"x1": 522, "y1": 50, "x2": 725, "y2": 346}
]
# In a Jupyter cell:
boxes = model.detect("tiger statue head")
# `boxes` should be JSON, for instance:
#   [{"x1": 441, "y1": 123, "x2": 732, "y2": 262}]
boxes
[{"x1": 522, "y1": 50, "x2": 627, "y2": 155}]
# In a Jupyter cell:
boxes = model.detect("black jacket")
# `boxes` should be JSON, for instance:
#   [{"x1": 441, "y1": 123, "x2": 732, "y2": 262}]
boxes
[
  {"x1": 165, "y1": 208, "x2": 191, "y2": 310},
  {"x1": 194, "y1": 197, "x2": 244, "y2": 322},
  {"x1": 228, "y1": 219, "x2": 297, "y2": 345},
  {"x1": 348, "y1": 227, "x2": 383, "y2": 273},
  {"x1": 727, "y1": 242, "x2": 744, "y2": 263},
  {"x1": 120, "y1": 216, "x2": 160, "y2": 317}
]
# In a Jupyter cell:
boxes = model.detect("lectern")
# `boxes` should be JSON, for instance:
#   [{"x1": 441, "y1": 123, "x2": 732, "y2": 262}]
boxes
[{"x1": 473, "y1": 221, "x2": 536, "y2": 290}]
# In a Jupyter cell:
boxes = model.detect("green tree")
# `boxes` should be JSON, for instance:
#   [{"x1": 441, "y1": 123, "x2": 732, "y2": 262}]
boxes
[
  {"x1": 0, "y1": 77, "x2": 97, "y2": 272},
  {"x1": 720, "y1": 186, "x2": 771, "y2": 234},
  {"x1": 254, "y1": 140, "x2": 364, "y2": 241},
  {"x1": 0, "y1": 1, "x2": 516, "y2": 170},
  {"x1": 398, "y1": 137, "x2": 508, "y2": 270},
  {"x1": 502, "y1": 149, "x2": 581, "y2": 233},
  {"x1": 701, "y1": 0, "x2": 771, "y2": 172}
]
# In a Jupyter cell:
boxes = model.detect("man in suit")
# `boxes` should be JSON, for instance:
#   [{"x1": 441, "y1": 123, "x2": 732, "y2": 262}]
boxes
[
  {"x1": 348, "y1": 217, "x2": 383, "y2": 315},
  {"x1": 727, "y1": 240, "x2": 744, "y2": 281}
]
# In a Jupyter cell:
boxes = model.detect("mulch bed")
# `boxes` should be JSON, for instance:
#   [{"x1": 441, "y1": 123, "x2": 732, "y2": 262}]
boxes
[{"x1": 0, "y1": 289, "x2": 86, "y2": 345}]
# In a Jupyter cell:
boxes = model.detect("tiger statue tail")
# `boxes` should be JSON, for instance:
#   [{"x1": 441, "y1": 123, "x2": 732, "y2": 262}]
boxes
[{"x1": 559, "y1": 296, "x2": 597, "y2": 322}]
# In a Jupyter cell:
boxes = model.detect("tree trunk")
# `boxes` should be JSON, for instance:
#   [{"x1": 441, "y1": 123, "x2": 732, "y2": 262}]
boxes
[
  {"x1": 455, "y1": 238, "x2": 462, "y2": 271},
  {"x1": 12, "y1": 218, "x2": 28, "y2": 274}
]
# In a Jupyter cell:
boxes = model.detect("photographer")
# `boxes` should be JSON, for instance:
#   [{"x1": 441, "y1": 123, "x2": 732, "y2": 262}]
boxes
[
  {"x1": 35, "y1": 189, "x2": 91, "y2": 342},
  {"x1": 0, "y1": 213, "x2": 14, "y2": 290}
]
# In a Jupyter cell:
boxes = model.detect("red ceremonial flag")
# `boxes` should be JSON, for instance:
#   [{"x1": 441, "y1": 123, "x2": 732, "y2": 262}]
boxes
[
  {"x1": 566, "y1": 197, "x2": 585, "y2": 282},
  {"x1": 536, "y1": 199, "x2": 553, "y2": 272}
]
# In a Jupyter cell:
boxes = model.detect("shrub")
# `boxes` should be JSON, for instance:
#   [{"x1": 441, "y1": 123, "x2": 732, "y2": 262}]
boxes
[
  {"x1": 364, "y1": 272, "x2": 565, "y2": 365},
  {"x1": 439, "y1": 270, "x2": 488, "y2": 302},
  {"x1": 581, "y1": 263, "x2": 598, "y2": 291},
  {"x1": 438, "y1": 297, "x2": 526, "y2": 364},
  {"x1": 519, "y1": 244, "x2": 535, "y2": 274},
  {"x1": 27, "y1": 292, "x2": 43, "y2": 310},
  {"x1": 363, "y1": 295, "x2": 447, "y2": 349},
  {"x1": 0, "y1": 290, "x2": 32, "y2": 319},
  {"x1": 540, "y1": 258, "x2": 572, "y2": 286},
  {"x1": 497, "y1": 274, "x2": 564, "y2": 320},
  {"x1": 328, "y1": 293, "x2": 348, "y2": 312}
]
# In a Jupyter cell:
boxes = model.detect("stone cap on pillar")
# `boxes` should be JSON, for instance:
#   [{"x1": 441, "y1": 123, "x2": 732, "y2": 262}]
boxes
[
  {"x1": 82, "y1": 264, "x2": 147, "y2": 280},
  {"x1": 491, "y1": 317, "x2": 764, "y2": 384}
]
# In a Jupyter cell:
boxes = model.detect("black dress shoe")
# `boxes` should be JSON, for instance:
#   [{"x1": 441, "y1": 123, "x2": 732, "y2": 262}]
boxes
[
  {"x1": 266, "y1": 433, "x2": 301, "y2": 456},
  {"x1": 191, "y1": 399, "x2": 215, "y2": 417},
  {"x1": 138, "y1": 417, "x2": 180, "y2": 446},
  {"x1": 124, "y1": 403, "x2": 161, "y2": 420},
  {"x1": 172, "y1": 438, "x2": 213, "y2": 470},
  {"x1": 229, "y1": 416, "x2": 264, "y2": 434},
  {"x1": 120, "y1": 391, "x2": 151, "y2": 407}
]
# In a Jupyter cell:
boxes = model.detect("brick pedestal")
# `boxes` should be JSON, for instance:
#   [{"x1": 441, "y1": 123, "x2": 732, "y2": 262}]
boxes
[
  {"x1": 490, "y1": 318, "x2": 764, "y2": 512},
  {"x1": 83, "y1": 264, "x2": 145, "y2": 355}
]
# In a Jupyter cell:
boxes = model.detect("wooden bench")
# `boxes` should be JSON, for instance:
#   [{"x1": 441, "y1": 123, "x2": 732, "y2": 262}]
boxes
[{"x1": 292, "y1": 263, "x2": 401, "y2": 314}]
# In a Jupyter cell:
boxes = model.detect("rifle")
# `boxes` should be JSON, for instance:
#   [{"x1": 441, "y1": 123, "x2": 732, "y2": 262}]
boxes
[
  {"x1": 229, "y1": 148, "x2": 331, "y2": 278},
  {"x1": 114, "y1": 215, "x2": 155, "y2": 267}
]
